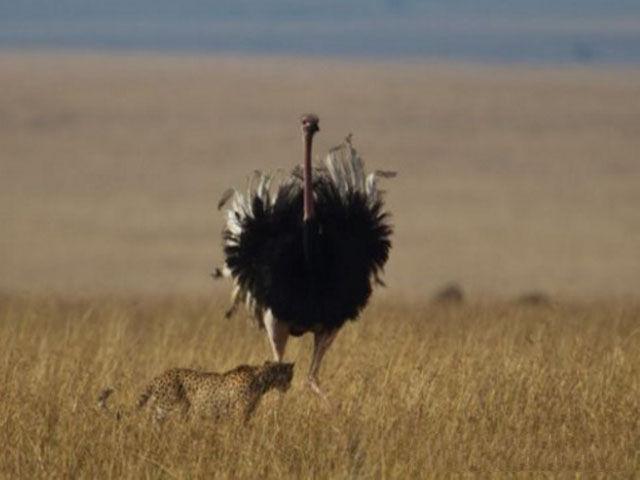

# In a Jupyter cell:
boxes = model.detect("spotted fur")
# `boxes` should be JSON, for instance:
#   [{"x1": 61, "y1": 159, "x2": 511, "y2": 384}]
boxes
[{"x1": 98, "y1": 361, "x2": 294, "y2": 423}]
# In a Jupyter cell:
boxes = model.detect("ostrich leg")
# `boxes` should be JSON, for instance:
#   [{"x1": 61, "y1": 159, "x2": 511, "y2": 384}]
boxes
[
  {"x1": 308, "y1": 328, "x2": 338, "y2": 398},
  {"x1": 263, "y1": 310, "x2": 289, "y2": 361}
]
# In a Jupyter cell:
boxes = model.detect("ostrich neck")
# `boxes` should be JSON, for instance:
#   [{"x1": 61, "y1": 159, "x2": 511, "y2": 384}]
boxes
[{"x1": 303, "y1": 133, "x2": 315, "y2": 221}]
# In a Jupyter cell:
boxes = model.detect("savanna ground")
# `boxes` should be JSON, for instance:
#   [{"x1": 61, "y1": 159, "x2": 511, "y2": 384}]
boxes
[
  {"x1": 1, "y1": 52, "x2": 640, "y2": 476},
  {"x1": 1, "y1": 296, "x2": 640, "y2": 476}
]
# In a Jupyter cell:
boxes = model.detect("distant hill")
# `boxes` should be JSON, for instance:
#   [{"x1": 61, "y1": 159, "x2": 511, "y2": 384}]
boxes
[{"x1": 1, "y1": 0, "x2": 639, "y2": 62}]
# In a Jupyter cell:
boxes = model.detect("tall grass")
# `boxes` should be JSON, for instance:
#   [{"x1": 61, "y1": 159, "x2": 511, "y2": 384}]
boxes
[{"x1": 1, "y1": 295, "x2": 639, "y2": 477}]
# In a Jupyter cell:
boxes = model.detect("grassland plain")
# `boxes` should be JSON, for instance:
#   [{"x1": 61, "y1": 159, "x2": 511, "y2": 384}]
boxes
[
  {"x1": 1, "y1": 52, "x2": 640, "y2": 477},
  {"x1": 1, "y1": 53, "x2": 639, "y2": 298},
  {"x1": 1, "y1": 295, "x2": 639, "y2": 477}
]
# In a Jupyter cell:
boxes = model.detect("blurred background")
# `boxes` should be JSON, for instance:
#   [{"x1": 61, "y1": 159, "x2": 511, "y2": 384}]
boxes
[
  {"x1": 2, "y1": 0, "x2": 640, "y2": 62},
  {"x1": 1, "y1": 1, "x2": 639, "y2": 299}
]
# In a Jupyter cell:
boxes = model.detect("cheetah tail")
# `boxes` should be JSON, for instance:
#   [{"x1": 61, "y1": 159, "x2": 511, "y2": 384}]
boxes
[
  {"x1": 97, "y1": 388, "x2": 114, "y2": 410},
  {"x1": 97, "y1": 388, "x2": 127, "y2": 420}
]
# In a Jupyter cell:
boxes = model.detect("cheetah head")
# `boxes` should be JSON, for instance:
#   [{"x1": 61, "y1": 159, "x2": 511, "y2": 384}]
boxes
[{"x1": 264, "y1": 361, "x2": 295, "y2": 392}]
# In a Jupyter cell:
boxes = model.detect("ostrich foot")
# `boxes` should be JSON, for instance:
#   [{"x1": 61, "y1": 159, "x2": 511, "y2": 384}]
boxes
[{"x1": 307, "y1": 376, "x2": 330, "y2": 403}]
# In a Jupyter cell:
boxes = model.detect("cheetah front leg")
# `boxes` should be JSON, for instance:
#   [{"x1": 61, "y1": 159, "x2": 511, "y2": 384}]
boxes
[{"x1": 241, "y1": 397, "x2": 261, "y2": 424}]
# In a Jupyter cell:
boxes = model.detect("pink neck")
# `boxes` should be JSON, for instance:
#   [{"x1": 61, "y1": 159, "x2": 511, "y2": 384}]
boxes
[{"x1": 303, "y1": 133, "x2": 314, "y2": 221}]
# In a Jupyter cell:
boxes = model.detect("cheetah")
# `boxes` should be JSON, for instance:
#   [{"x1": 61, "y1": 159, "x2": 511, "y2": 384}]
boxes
[{"x1": 98, "y1": 361, "x2": 294, "y2": 423}]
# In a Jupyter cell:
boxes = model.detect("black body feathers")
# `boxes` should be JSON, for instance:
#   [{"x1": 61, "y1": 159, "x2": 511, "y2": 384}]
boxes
[{"x1": 220, "y1": 141, "x2": 393, "y2": 335}]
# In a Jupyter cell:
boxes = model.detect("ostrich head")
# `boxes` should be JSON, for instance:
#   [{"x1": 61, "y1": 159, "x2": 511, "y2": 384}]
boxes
[
  {"x1": 301, "y1": 114, "x2": 319, "y2": 221},
  {"x1": 301, "y1": 113, "x2": 320, "y2": 137}
]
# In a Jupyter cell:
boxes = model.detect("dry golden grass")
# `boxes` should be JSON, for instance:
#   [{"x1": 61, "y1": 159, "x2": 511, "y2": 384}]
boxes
[
  {"x1": 1, "y1": 294, "x2": 639, "y2": 477},
  {"x1": 1, "y1": 52, "x2": 639, "y2": 477}
]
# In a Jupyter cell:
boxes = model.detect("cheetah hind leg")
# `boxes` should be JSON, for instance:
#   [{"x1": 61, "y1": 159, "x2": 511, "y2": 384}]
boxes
[
  {"x1": 149, "y1": 401, "x2": 190, "y2": 424},
  {"x1": 152, "y1": 404, "x2": 168, "y2": 423}
]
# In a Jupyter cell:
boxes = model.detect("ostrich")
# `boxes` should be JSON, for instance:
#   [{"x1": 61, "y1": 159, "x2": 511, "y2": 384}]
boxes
[{"x1": 215, "y1": 114, "x2": 393, "y2": 396}]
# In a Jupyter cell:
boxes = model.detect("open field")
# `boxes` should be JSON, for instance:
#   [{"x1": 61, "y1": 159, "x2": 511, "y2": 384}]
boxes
[
  {"x1": 1, "y1": 53, "x2": 640, "y2": 476},
  {"x1": 1, "y1": 295, "x2": 639, "y2": 476},
  {"x1": 1, "y1": 52, "x2": 639, "y2": 299}
]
